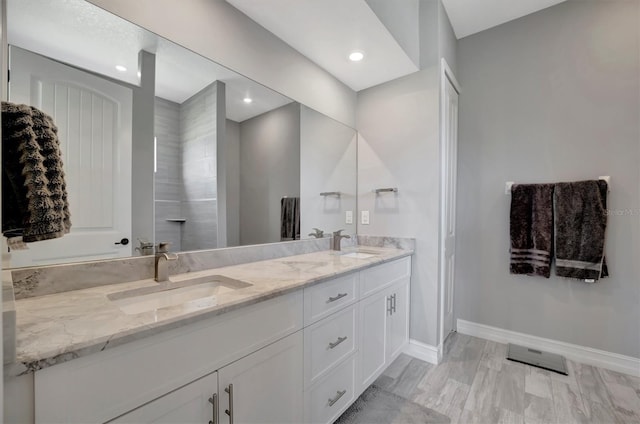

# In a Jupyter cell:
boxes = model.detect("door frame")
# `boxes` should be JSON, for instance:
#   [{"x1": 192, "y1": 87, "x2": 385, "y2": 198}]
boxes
[{"x1": 438, "y1": 58, "x2": 461, "y2": 359}]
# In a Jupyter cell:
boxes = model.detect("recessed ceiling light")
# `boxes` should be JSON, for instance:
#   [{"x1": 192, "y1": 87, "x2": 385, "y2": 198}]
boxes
[
  {"x1": 243, "y1": 97, "x2": 253, "y2": 104},
  {"x1": 115, "y1": 65, "x2": 127, "y2": 72},
  {"x1": 349, "y1": 51, "x2": 364, "y2": 62}
]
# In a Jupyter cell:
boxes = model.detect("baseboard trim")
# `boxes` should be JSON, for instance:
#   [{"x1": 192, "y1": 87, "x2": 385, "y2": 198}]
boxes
[
  {"x1": 403, "y1": 339, "x2": 440, "y2": 365},
  {"x1": 457, "y1": 319, "x2": 640, "y2": 377}
]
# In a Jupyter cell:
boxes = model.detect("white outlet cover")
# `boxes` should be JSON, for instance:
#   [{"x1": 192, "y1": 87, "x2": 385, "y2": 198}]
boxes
[
  {"x1": 361, "y1": 210, "x2": 370, "y2": 225},
  {"x1": 345, "y1": 210, "x2": 353, "y2": 224}
]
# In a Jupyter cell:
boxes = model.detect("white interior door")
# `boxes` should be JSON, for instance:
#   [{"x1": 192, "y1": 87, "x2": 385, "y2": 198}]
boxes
[
  {"x1": 440, "y1": 61, "x2": 459, "y2": 343},
  {"x1": 8, "y1": 46, "x2": 132, "y2": 266}
]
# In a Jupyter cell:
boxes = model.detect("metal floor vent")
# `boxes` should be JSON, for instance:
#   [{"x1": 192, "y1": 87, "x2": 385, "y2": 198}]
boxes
[{"x1": 506, "y1": 343, "x2": 569, "y2": 375}]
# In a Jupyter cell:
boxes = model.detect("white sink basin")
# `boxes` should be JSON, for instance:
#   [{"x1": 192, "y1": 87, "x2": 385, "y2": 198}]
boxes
[
  {"x1": 108, "y1": 275, "x2": 252, "y2": 315},
  {"x1": 340, "y1": 249, "x2": 380, "y2": 259}
]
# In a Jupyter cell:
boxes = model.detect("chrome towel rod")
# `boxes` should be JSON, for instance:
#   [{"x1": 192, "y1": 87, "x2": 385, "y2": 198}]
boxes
[
  {"x1": 374, "y1": 187, "x2": 398, "y2": 194},
  {"x1": 505, "y1": 176, "x2": 610, "y2": 195},
  {"x1": 320, "y1": 191, "x2": 341, "y2": 197}
]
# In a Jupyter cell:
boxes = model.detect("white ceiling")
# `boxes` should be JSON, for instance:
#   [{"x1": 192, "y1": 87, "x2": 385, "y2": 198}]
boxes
[
  {"x1": 226, "y1": 0, "x2": 419, "y2": 92},
  {"x1": 7, "y1": 0, "x2": 292, "y2": 122},
  {"x1": 442, "y1": 0, "x2": 568, "y2": 39}
]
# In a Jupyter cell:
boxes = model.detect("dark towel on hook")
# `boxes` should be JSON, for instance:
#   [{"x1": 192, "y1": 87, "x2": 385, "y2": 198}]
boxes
[
  {"x1": 2, "y1": 101, "x2": 71, "y2": 242},
  {"x1": 280, "y1": 197, "x2": 300, "y2": 241},
  {"x1": 510, "y1": 184, "x2": 555, "y2": 278},
  {"x1": 554, "y1": 180, "x2": 608, "y2": 281}
]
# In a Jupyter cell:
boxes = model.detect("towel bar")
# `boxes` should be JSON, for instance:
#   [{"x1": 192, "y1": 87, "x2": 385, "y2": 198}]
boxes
[
  {"x1": 505, "y1": 177, "x2": 610, "y2": 195},
  {"x1": 374, "y1": 187, "x2": 398, "y2": 194},
  {"x1": 320, "y1": 191, "x2": 341, "y2": 197}
]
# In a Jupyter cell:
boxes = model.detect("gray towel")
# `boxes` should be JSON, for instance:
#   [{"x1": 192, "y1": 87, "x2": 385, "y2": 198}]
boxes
[
  {"x1": 2, "y1": 101, "x2": 71, "y2": 242},
  {"x1": 510, "y1": 184, "x2": 555, "y2": 278},
  {"x1": 280, "y1": 197, "x2": 300, "y2": 241},
  {"x1": 554, "y1": 180, "x2": 608, "y2": 281}
]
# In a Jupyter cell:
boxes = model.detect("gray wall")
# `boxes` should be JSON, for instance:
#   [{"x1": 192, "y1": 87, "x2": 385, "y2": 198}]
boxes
[
  {"x1": 239, "y1": 103, "x2": 301, "y2": 246},
  {"x1": 357, "y1": 68, "x2": 441, "y2": 346},
  {"x1": 300, "y1": 106, "x2": 357, "y2": 238},
  {"x1": 365, "y1": 0, "x2": 420, "y2": 68},
  {"x1": 225, "y1": 119, "x2": 240, "y2": 247},
  {"x1": 456, "y1": 0, "x2": 640, "y2": 358},
  {"x1": 131, "y1": 50, "x2": 156, "y2": 249},
  {"x1": 180, "y1": 82, "x2": 219, "y2": 251},
  {"x1": 355, "y1": 0, "x2": 457, "y2": 348},
  {"x1": 87, "y1": 0, "x2": 356, "y2": 127},
  {"x1": 154, "y1": 97, "x2": 182, "y2": 251}
]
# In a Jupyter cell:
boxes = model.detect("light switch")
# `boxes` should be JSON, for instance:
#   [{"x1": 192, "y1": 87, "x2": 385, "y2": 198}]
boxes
[
  {"x1": 345, "y1": 210, "x2": 353, "y2": 224},
  {"x1": 361, "y1": 210, "x2": 370, "y2": 225}
]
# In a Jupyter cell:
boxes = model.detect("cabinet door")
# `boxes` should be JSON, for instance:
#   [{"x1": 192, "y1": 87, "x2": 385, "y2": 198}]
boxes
[
  {"x1": 358, "y1": 289, "x2": 388, "y2": 392},
  {"x1": 218, "y1": 332, "x2": 303, "y2": 424},
  {"x1": 386, "y1": 279, "x2": 410, "y2": 361},
  {"x1": 108, "y1": 372, "x2": 218, "y2": 424}
]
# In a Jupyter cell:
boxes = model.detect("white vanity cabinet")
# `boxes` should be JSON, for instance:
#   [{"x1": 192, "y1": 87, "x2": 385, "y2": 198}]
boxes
[
  {"x1": 217, "y1": 331, "x2": 303, "y2": 424},
  {"x1": 358, "y1": 259, "x2": 411, "y2": 394},
  {"x1": 33, "y1": 291, "x2": 303, "y2": 424},
  {"x1": 110, "y1": 332, "x2": 303, "y2": 424},
  {"x1": 25, "y1": 255, "x2": 411, "y2": 424},
  {"x1": 303, "y1": 256, "x2": 411, "y2": 424},
  {"x1": 109, "y1": 372, "x2": 219, "y2": 423}
]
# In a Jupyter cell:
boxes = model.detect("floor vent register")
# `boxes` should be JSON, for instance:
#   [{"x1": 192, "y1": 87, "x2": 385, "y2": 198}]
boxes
[{"x1": 506, "y1": 343, "x2": 568, "y2": 375}]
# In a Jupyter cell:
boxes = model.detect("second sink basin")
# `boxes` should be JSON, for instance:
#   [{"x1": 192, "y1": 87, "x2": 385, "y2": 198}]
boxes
[
  {"x1": 339, "y1": 248, "x2": 381, "y2": 259},
  {"x1": 108, "y1": 275, "x2": 252, "y2": 315}
]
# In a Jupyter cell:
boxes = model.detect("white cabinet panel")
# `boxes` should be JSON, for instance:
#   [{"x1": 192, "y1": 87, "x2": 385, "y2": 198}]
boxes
[
  {"x1": 218, "y1": 332, "x2": 303, "y2": 424},
  {"x1": 360, "y1": 257, "x2": 410, "y2": 297},
  {"x1": 305, "y1": 355, "x2": 356, "y2": 424},
  {"x1": 108, "y1": 372, "x2": 218, "y2": 424},
  {"x1": 303, "y1": 272, "x2": 358, "y2": 325},
  {"x1": 358, "y1": 290, "x2": 388, "y2": 392},
  {"x1": 386, "y1": 279, "x2": 410, "y2": 362},
  {"x1": 304, "y1": 303, "x2": 357, "y2": 387}
]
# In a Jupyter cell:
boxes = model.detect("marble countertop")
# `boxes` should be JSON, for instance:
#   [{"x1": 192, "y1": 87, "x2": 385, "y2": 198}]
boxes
[{"x1": 10, "y1": 246, "x2": 412, "y2": 375}]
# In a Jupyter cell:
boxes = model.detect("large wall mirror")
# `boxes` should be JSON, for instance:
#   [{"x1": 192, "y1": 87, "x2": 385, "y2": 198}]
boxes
[{"x1": 3, "y1": 0, "x2": 357, "y2": 268}]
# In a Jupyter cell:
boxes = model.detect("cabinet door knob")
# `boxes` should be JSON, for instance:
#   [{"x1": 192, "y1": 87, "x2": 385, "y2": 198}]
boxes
[{"x1": 115, "y1": 238, "x2": 129, "y2": 245}]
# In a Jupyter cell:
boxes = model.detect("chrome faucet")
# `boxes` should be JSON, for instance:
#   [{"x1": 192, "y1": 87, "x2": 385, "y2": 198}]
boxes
[
  {"x1": 331, "y1": 230, "x2": 351, "y2": 251},
  {"x1": 308, "y1": 228, "x2": 324, "y2": 238},
  {"x1": 155, "y1": 242, "x2": 178, "y2": 282}
]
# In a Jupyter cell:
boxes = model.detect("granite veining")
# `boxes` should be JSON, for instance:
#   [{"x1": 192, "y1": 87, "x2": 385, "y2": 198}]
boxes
[
  {"x1": 10, "y1": 246, "x2": 412, "y2": 375},
  {"x1": 11, "y1": 237, "x2": 331, "y2": 299}
]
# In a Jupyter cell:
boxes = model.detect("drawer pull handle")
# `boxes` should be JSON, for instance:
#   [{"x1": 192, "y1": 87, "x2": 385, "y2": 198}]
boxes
[
  {"x1": 328, "y1": 389, "x2": 347, "y2": 407},
  {"x1": 328, "y1": 336, "x2": 348, "y2": 349},
  {"x1": 225, "y1": 384, "x2": 234, "y2": 424},
  {"x1": 327, "y1": 293, "x2": 348, "y2": 303},
  {"x1": 208, "y1": 393, "x2": 218, "y2": 424}
]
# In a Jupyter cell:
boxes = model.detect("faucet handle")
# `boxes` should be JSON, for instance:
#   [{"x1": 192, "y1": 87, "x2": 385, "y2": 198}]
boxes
[
  {"x1": 157, "y1": 241, "x2": 171, "y2": 253},
  {"x1": 333, "y1": 229, "x2": 345, "y2": 236},
  {"x1": 309, "y1": 228, "x2": 324, "y2": 238}
]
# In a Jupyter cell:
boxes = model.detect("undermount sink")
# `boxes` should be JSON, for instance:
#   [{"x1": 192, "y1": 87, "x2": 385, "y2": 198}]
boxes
[
  {"x1": 108, "y1": 275, "x2": 252, "y2": 315},
  {"x1": 339, "y1": 249, "x2": 381, "y2": 259}
]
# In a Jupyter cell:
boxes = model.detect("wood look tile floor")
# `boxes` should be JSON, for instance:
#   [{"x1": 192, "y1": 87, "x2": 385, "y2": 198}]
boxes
[{"x1": 373, "y1": 333, "x2": 640, "y2": 424}]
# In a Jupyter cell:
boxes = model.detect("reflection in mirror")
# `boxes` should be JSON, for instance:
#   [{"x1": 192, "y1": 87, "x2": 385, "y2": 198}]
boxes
[{"x1": 3, "y1": 0, "x2": 356, "y2": 269}]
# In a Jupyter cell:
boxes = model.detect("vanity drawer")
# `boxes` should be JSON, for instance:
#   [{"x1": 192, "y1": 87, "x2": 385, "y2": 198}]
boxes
[
  {"x1": 360, "y1": 257, "x2": 411, "y2": 298},
  {"x1": 304, "y1": 303, "x2": 357, "y2": 387},
  {"x1": 305, "y1": 354, "x2": 356, "y2": 424},
  {"x1": 304, "y1": 272, "x2": 358, "y2": 325}
]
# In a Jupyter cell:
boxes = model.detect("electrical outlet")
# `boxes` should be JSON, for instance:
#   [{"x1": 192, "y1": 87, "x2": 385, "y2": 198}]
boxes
[
  {"x1": 345, "y1": 210, "x2": 353, "y2": 224},
  {"x1": 361, "y1": 210, "x2": 370, "y2": 225}
]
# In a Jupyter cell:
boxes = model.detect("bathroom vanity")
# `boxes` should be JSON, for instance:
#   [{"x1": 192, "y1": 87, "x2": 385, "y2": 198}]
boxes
[{"x1": 5, "y1": 246, "x2": 412, "y2": 424}]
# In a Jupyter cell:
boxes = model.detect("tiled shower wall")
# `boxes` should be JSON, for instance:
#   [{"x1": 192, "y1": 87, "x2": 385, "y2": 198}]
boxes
[
  {"x1": 154, "y1": 97, "x2": 182, "y2": 251},
  {"x1": 154, "y1": 82, "x2": 219, "y2": 251}
]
